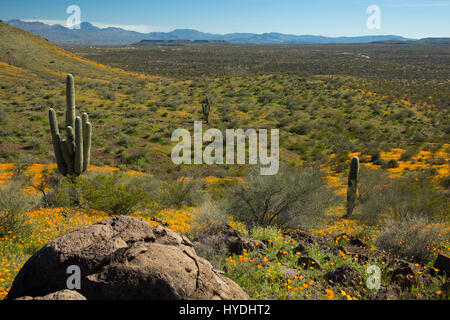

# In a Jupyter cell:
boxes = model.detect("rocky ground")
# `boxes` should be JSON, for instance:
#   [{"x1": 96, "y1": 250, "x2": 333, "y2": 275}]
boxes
[{"x1": 5, "y1": 216, "x2": 449, "y2": 300}]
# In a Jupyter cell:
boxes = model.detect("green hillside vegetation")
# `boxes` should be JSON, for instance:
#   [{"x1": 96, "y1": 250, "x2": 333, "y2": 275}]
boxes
[{"x1": 0, "y1": 22, "x2": 448, "y2": 176}]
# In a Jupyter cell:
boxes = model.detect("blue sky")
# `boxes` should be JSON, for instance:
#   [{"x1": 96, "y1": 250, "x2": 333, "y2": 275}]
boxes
[{"x1": 0, "y1": 0, "x2": 449, "y2": 38}]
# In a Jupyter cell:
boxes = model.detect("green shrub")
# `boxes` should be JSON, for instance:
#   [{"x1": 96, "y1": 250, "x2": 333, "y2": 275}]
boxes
[
  {"x1": 190, "y1": 198, "x2": 228, "y2": 233},
  {"x1": 356, "y1": 167, "x2": 447, "y2": 225},
  {"x1": 389, "y1": 171, "x2": 448, "y2": 221},
  {"x1": 355, "y1": 166, "x2": 394, "y2": 225},
  {"x1": 249, "y1": 225, "x2": 283, "y2": 242},
  {"x1": 40, "y1": 174, "x2": 75, "y2": 208},
  {"x1": 224, "y1": 165, "x2": 336, "y2": 229},
  {"x1": 188, "y1": 199, "x2": 233, "y2": 265},
  {"x1": 440, "y1": 175, "x2": 450, "y2": 189},
  {"x1": 0, "y1": 182, "x2": 37, "y2": 237},
  {"x1": 289, "y1": 123, "x2": 308, "y2": 135},
  {"x1": 370, "y1": 151, "x2": 383, "y2": 165},
  {"x1": 11, "y1": 154, "x2": 35, "y2": 181},
  {"x1": 155, "y1": 177, "x2": 204, "y2": 209},
  {"x1": 386, "y1": 159, "x2": 399, "y2": 169},
  {"x1": 376, "y1": 216, "x2": 447, "y2": 264},
  {"x1": 78, "y1": 173, "x2": 148, "y2": 215},
  {"x1": 400, "y1": 147, "x2": 419, "y2": 161},
  {"x1": 0, "y1": 109, "x2": 8, "y2": 124}
]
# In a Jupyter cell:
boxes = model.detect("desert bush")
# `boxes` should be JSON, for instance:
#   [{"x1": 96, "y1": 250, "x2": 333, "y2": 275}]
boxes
[
  {"x1": 0, "y1": 109, "x2": 8, "y2": 124},
  {"x1": 34, "y1": 169, "x2": 66, "y2": 207},
  {"x1": 258, "y1": 90, "x2": 276, "y2": 105},
  {"x1": 190, "y1": 198, "x2": 228, "y2": 232},
  {"x1": 100, "y1": 88, "x2": 115, "y2": 100},
  {"x1": 0, "y1": 182, "x2": 37, "y2": 237},
  {"x1": 224, "y1": 165, "x2": 336, "y2": 229},
  {"x1": 44, "y1": 177, "x2": 75, "y2": 208},
  {"x1": 77, "y1": 173, "x2": 148, "y2": 215},
  {"x1": 155, "y1": 177, "x2": 204, "y2": 209},
  {"x1": 388, "y1": 171, "x2": 448, "y2": 221},
  {"x1": 355, "y1": 166, "x2": 394, "y2": 225},
  {"x1": 249, "y1": 225, "x2": 283, "y2": 243},
  {"x1": 188, "y1": 199, "x2": 231, "y2": 265},
  {"x1": 11, "y1": 154, "x2": 35, "y2": 181},
  {"x1": 289, "y1": 123, "x2": 309, "y2": 135},
  {"x1": 440, "y1": 175, "x2": 450, "y2": 189},
  {"x1": 356, "y1": 167, "x2": 447, "y2": 224},
  {"x1": 385, "y1": 159, "x2": 399, "y2": 169},
  {"x1": 375, "y1": 216, "x2": 448, "y2": 263},
  {"x1": 188, "y1": 198, "x2": 228, "y2": 240},
  {"x1": 400, "y1": 147, "x2": 419, "y2": 161},
  {"x1": 370, "y1": 151, "x2": 383, "y2": 165}
]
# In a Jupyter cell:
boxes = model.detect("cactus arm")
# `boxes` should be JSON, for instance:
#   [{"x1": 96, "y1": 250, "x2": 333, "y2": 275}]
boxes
[
  {"x1": 81, "y1": 113, "x2": 88, "y2": 129},
  {"x1": 66, "y1": 74, "x2": 76, "y2": 129},
  {"x1": 74, "y1": 116, "x2": 83, "y2": 175},
  {"x1": 66, "y1": 126, "x2": 75, "y2": 158},
  {"x1": 81, "y1": 113, "x2": 91, "y2": 172},
  {"x1": 48, "y1": 108, "x2": 67, "y2": 176},
  {"x1": 49, "y1": 108, "x2": 60, "y2": 136},
  {"x1": 83, "y1": 121, "x2": 91, "y2": 172}
]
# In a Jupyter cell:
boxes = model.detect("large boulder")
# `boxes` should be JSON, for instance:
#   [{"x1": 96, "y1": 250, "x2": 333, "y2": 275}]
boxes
[
  {"x1": 16, "y1": 289, "x2": 86, "y2": 300},
  {"x1": 434, "y1": 254, "x2": 450, "y2": 276},
  {"x1": 371, "y1": 285, "x2": 401, "y2": 300},
  {"x1": 297, "y1": 257, "x2": 321, "y2": 270},
  {"x1": 325, "y1": 264, "x2": 361, "y2": 286},
  {"x1": 7, "y1": 216, "x2": 249, "y2": 300}
]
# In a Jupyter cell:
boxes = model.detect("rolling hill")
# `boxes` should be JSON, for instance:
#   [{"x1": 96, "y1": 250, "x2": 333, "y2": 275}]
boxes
[
  {"x1": 0, "y1": 21, "x2": 447, "y2": 177},
  {"x1": 0, "y1": 21, "x2": 149, "y2": 81}
]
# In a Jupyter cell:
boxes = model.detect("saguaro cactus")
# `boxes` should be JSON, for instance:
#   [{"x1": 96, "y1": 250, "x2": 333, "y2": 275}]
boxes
[
  {"x1": 49, "y1": 74, "x2": 92, "y2": 177},
  {"x1": 202, "y1": 95, "x2": 211, "y2": 124},
  {"x1": 346, "y1": 156, "x2": 359, "y2": 217}
]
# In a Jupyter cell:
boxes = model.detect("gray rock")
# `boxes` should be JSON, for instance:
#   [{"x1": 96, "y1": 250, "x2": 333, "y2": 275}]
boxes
[
  {"x1": 8, "y1": 216, "x2": 249, "y2": 300},
  {"x1": 16, "y1": 289, "x2": 86, "y2": 300},
  {"x1": 325, "y1": 264, "x2": 361, "y2": 286}
]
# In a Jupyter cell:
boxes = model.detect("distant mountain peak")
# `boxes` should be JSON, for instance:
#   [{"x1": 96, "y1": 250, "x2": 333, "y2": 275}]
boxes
[{"x1": 5, "y1": 19, "x2": 422, "y2": 46}]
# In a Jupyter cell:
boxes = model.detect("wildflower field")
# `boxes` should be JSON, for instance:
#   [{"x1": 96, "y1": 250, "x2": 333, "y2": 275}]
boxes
[{"x1": 0, "y1": 143, "x2": 448, "y2": 300}]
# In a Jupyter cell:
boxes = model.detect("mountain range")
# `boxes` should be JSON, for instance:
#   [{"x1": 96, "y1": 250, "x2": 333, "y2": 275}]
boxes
[{"x1": 3, "y1": 19, "x2": 424, "y2": 46}]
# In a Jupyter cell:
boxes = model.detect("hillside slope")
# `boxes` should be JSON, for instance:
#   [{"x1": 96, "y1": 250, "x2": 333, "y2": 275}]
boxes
[{"x1": 0, "y1": 21, "x2": 148, "y2": 82}]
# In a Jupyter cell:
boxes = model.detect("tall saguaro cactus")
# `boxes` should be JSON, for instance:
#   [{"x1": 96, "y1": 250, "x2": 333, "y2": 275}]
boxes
[
  {"x1": 202, "y1": 95, "x2": 211, "y2": 124},
  {"x1": 346, "y1": 156, "x2": 359, "y2": 217},
  {"x1": 49, "y1": 74, "x2": 92, "y2": 177}
]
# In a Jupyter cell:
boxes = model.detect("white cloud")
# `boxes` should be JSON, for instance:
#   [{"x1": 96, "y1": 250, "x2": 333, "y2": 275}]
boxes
[
  {"x1": 90, "y1": 22, "x2": 168, "y2": 33},
  {"x1": 22, "y1": 19, "x2": 169, "y2": 33}
]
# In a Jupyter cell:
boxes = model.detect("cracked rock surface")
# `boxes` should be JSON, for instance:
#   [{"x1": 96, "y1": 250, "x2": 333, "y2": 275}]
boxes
[{"x1": 7, "y1": 215, "x2": 249, "y2": 300}]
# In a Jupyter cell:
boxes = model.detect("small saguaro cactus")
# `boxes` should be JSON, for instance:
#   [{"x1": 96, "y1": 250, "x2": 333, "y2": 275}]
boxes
[
  {"x1": 346, "y1": 156, "x2": 360, "y2": 217},
  {"x1": 201, "y1": 95, "x2": 211, "y2": 124},
  {"x1": 49, "y1": 74, "x2": 92, "y2": 177}
]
